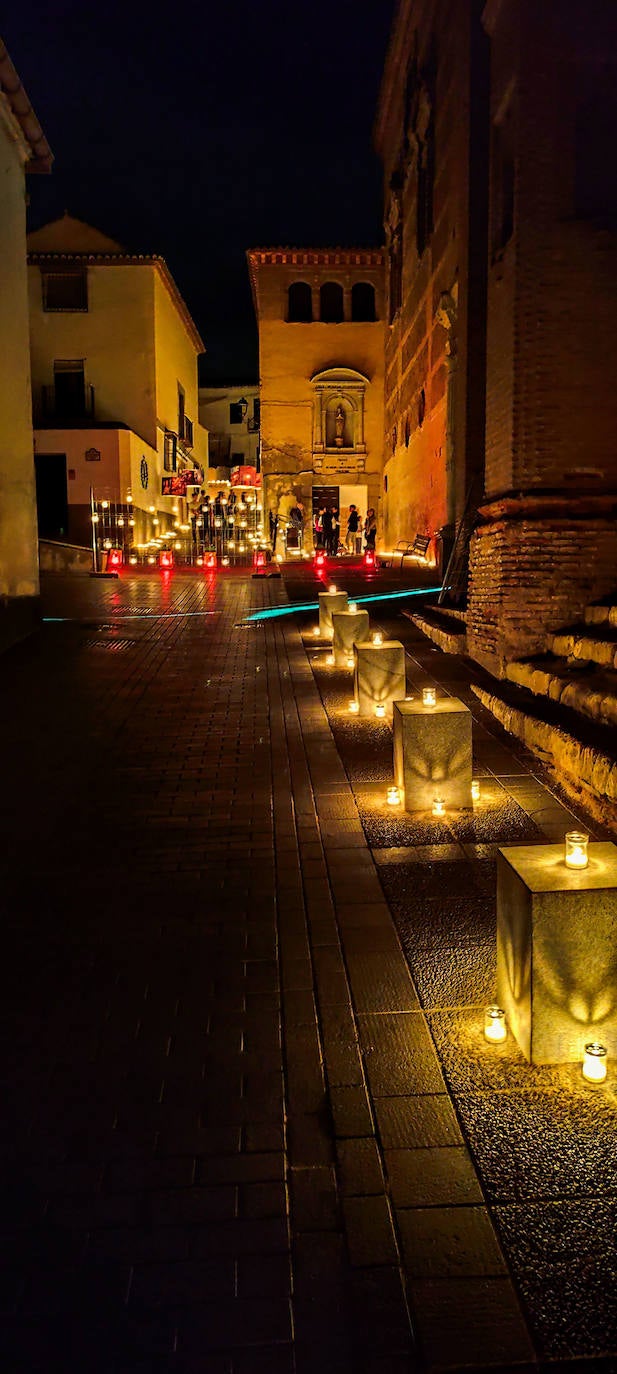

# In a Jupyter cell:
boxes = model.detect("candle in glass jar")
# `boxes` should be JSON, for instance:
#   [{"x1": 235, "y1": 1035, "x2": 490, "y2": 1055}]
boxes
[
  {"x1": 484, "y1": 1006, "x2": 507, "y2": 1043},
  {"x1": 565, "y1": 831, "x2": 589, "y2": 869},
  {"x1": 582, "y1": 1042, "x2": 607, "y2": 1083},
  {"x1": 423, "y1": 686, "x2": 437, "y2": 707}
]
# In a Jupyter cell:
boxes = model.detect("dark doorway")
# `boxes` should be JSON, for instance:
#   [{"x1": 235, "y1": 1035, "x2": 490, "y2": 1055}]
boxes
[
  {"x1": 312, "y1": 485, "x2": 339, "y2": 519},
  {"x1": 54, "y1": 362, "x2": 85, "y2": 419},
  {"x1": 35, "y1": 454, "x2": 69, "y2": 540}
]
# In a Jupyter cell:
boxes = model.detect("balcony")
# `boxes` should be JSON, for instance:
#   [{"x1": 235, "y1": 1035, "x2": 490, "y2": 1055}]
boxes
[{"x1": 36, "y1": 384, "x2": 96, "y2": 426}]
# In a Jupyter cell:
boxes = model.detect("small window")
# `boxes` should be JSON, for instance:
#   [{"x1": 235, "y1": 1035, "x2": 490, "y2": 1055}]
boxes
[
  {"x1": 229, "y1": 402, "x2": 244, "y2": 424},
  {"x1": 320, "y1": 282, "x2": 344, "y2": 323},
  {"x1": 288, "y1": 281, "x2": 312, "y2": 322},
  {"x1": 351, "y1": 282, "x2": 376, "y2": 322},
  {"x1": 42, "y1": 270, "x2": 88, "y2": 312}
]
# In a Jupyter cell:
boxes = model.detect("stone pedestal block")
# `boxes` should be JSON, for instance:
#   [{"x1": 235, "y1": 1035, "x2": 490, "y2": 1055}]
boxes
[
  {"x1": 497, "y1": 842, "x2": 617, "y2": 1065},
  {"x1": 354, "y1": 641, "x2": 406, "y2": 717},
  {"x1": 318, "y1": 591, "x2": 348, "y2": 638},
  {"x1": 331, "y1": 609, "x2": 370, "y2": 666},
  {"x1": 393, "y1": 697, "x2": 472, "y2": 811}
]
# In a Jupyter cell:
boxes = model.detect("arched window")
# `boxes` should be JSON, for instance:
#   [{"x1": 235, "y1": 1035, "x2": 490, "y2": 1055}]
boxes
[
  {"x1": 320, "y1": 282, "x2": 344, "y2": 323},
  {"x1": 288, "y1": 281, "x2": 312, "y2": 322},
  {"x1": 351, "y1": 282, "x2": 376, "y2": 322}
]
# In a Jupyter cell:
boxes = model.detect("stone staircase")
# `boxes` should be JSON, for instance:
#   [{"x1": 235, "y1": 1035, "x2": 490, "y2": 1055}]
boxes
[
  {"x1": 474, "y1": 594, "x2": 617, "y2": 828},
  {"x1": 406, "y1": 592, "x2": 617, "y2": 829},
  {"x1": 403, "y1": 603, "x2": 467, "y2": 655}
]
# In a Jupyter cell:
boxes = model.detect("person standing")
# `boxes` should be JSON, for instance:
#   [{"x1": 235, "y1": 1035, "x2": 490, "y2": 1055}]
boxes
[
  {"x1": 314, "y1": 506, "x2": 325, "y2": 548},
  {"x1": 346, "y1": 503, "x2": 360, "y2": 554},
  {"x1": 329, "y1": 510, "x2": 340, "y2": 557},
  {"x1": 364, "y1": 508, "x2": 377, "y2": 550},
  {"x1": 322, "y1": 507, "x2": 333, "y2": 552}
]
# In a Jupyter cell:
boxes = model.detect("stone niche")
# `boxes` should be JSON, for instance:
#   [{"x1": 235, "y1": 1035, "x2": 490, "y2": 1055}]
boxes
[
  {"x1": 312, "y1": 367, "x2": 368, "y2": 456},
  {"x1": 393, "y1": 697, "x2": 472, "y2": 811},
  {"x1": 497, "y1": 842, "x2": 617, "y2": 1065}
]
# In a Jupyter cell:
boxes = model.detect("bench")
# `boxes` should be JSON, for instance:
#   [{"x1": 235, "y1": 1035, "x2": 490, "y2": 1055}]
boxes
[{"x1": 379, "y1": 534, "x2": 432, "y2": 569}]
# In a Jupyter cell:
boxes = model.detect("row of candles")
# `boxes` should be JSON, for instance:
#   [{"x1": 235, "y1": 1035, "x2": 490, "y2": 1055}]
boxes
[
  {"x1": 314, "y1": 586, "x2": 606, "y2": 1084},
  {"x1": 483, "y1": 1005, "x2": 607, "y2": 1083}
]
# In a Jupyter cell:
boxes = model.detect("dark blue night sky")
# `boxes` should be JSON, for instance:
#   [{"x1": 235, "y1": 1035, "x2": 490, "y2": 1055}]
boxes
[{"x1": 5, "y1": 0, "x2": 395, "y2": 381}]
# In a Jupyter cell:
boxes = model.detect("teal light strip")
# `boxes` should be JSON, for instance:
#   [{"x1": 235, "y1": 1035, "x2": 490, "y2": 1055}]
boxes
[{"x1": 244, "y1": 586, "x2": 444, "y2": 623}]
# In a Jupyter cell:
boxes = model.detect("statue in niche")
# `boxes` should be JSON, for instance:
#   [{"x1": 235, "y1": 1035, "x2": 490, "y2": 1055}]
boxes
[{"x1": 334, "y1": 404, "x2": 345, "y2": 448}]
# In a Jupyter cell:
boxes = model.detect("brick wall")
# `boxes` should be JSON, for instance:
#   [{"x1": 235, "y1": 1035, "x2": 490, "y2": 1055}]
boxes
[
  {"x1": 375, "y1": 0, "x2": 489, "y2": 548},
  {"x1": 468, "y1": 512, "x2": 617, "y2": 674}
]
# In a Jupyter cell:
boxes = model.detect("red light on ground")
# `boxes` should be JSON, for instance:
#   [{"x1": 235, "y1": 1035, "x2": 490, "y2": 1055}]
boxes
[
  {"x1": 315, "y1": 551, "x2": 326, "y2": 568},
  {"x1": 253, "y1": 550, "x2": 266, "y2": 567},
  {"x1": 205, "y1": 552, "x2": 217, "y2": 569},
  {"x1": 106, "y1": 548, "x2": 123, "y2": 570},
  {"x1": 364, "y1": 550, "x2": 376, "y2": 568},
  {"x1": 159, "y1": 550, "x2": 174, "y2": 569}
]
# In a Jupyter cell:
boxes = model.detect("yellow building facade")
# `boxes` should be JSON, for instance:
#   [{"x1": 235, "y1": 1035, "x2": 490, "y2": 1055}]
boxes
[
  {"x1": 247, "y1": 249, "x2": 385, "y2": 550},
  {"x1": 0, "y1": 41, "x2": 52, "y2": 648},
  {"x1": 27, "y1": 215, "x2": 207, "y2": 557}
]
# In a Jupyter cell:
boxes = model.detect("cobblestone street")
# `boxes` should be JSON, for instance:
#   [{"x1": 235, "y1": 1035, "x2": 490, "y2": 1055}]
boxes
[{"x1": 1, "y1": 567, "x2": 616, "y2": 1372}]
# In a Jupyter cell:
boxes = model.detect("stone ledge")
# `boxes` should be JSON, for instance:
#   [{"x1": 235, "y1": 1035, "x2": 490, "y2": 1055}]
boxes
[
  {"x1": 506, "y1": 658, "x2": 617, "y2": 730},
  {"x1": 405, "y1": 609, "x2": 467, "y2": 657},
  {"x1": 471, "y1": 681, "x2": 617, "y2": 830}
]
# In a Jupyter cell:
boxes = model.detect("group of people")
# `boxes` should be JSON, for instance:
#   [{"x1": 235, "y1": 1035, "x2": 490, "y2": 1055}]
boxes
[{"x1": 313, "y1": 503, "x2": 377, "y2": 557}]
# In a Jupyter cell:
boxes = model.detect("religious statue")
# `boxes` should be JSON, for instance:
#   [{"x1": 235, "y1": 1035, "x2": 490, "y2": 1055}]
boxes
[{"x1": 334, "y1": 403, "x2": 345, "y2": 448}]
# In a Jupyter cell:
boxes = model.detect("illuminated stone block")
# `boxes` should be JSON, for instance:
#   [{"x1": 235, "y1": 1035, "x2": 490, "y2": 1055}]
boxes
[
  {"x1": 354, "y1": 641, "x2": 406, "y2": 718},
  {"x1": 393, "y1": 697, "x2": 472, "y2": 811},
  {"x1": 497, "y1": 842, "x2": 617, "y2": 1065},
  {"x1": 318, "y1": 591, "x2": 348, "y2": 638},
  {"x1": 331, "y1": 609, "x2": 369, "y2": 665}
]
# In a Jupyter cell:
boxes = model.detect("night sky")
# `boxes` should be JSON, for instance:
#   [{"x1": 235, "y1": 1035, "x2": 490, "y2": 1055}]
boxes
[{"x1": 5, "y1": 0, "x2": 395, "y2": 382}]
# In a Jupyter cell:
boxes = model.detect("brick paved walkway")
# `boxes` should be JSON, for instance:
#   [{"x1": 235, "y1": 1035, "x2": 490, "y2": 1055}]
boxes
[{"x1": 0, "y1": 569, "x2": 614, "y2": 1372}]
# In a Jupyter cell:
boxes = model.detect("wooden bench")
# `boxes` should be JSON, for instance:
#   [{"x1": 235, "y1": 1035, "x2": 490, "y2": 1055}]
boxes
[{"x1": 379, "y1": 535, "x2": 432, "y2": 568}]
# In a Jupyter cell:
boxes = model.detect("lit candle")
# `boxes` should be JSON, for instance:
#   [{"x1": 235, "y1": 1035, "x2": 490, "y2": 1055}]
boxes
[
  {"x1": 471, "y1": 780, "x2": 480, "y2": 802},
  {"x1": 101, "y1": 500, "x2": 109, "y2": 510},
  {"x1": 275, "y1": 553, "x2": 283, "y2": 563},
  {"x1": 346, "y1": 656, "x2": 355, "y2": 669},
  {"x1": 582, "y1": 1042, "x2": 607, "y2": 1083},
  {"x1": 348, "y1": 602, "x2": 358, "y2": 614},
  {"x1": 91, "y1": 513, "x2": 99, "y2": 523},
  {"x1": 423, "y1": 686, "x2": 437, "y2": 707},
  {"x1": 484, "y1": 1006, "x2": 507, "y2": 1043},
  {"x1": 375, "y1": 703, "x2": 386, "y2": 719},
  {"x1": 196, "y1": 557, "x2": 203, "y2": 566},
  {"x1": 328, "y1": 584, "x2": 337, "y2": 594},
  {"x1": 373, "y1": 631, "x2": 383, "y2": 646},
  {"x1": 349, "y1": 700, "x2": 359, "y2": 714},
  {"x1": 565, "y1": 831, "x2": 589, "y2": 869},
  {"x1": 432, "y1": 796, "x2": 445, "y2": 817},
  {"x1": 222, "y1": 557, "x2": 229, "y2": 566},
  {"x1": 313, "y1": 626, "x2": 320, "y2": 637},
  {"x1": 129, "y1": 556, "x2": 137, "y2": 565},
  {"x1": 387, "y1": 785, "x2": 401, "y2": 806},
  {"x1": 326, "y1": 654, "x2": 334, "y2": 666}
]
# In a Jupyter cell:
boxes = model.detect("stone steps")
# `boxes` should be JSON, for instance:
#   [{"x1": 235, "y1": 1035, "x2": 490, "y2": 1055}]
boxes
[
  {"x1": 548, "y1": 622, "x2": 617, "y2": 668},
  {"x1": 506, "y1": 654, "x2": 617, "y2": 729},
  {"x1": 584, "y1": 601, "x2": 617, "y2": 628},
  {"x1": 470, "y1": 672, "x2": 617, "y2": 829},
  {"x1": 403, "y1": 605, "x2": 467, "y2": 655}
]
